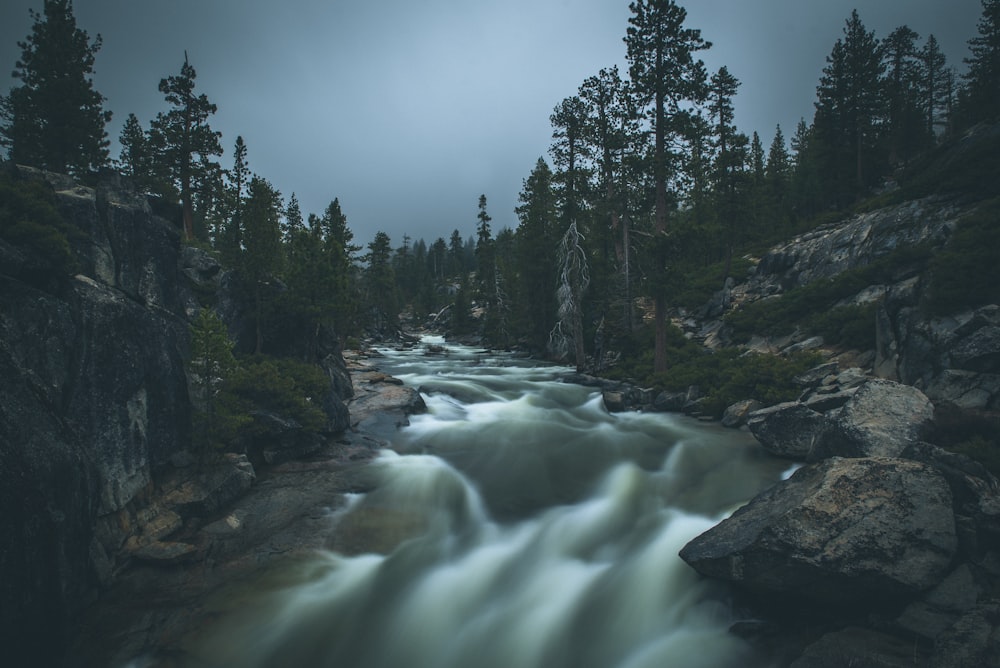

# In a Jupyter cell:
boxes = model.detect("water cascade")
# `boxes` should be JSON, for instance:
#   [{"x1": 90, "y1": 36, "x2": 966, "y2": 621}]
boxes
[{"x1": 198, "y1": 337, "x2": 787, "y2": 668}]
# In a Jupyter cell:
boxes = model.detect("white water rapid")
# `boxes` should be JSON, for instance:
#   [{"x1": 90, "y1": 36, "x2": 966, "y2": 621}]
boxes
[{"x1": 199, "y1": 337, "x2": 788, "y2": 668}]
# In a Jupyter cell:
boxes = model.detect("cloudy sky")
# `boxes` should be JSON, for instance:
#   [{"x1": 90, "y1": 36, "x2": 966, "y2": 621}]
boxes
[{"x1": 0, "y1": 0, "x2": 986, "y2": 247}]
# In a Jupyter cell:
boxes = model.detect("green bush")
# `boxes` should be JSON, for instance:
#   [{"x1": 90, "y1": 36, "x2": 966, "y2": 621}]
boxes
[
  {"x1": 606, "y1": 323, "x2": 822, "y2": 418},
  {"x1": 655, "y1": 348, "x2": 822, "y2": 418},
  {"x1": 806, "y1": 303, "x2": 878, "y2": 351},
  {"x1": 0, "y1": 169, "x2": 80, "y2": 278},
  {"x1": 227, "y1": 355, "x2": 330, "y2": 435}
]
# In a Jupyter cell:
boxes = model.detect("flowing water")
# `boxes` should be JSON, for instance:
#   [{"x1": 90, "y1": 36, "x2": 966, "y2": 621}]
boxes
[{"x1": 199, "y1": 336, "x2": 788, "y2": 668}]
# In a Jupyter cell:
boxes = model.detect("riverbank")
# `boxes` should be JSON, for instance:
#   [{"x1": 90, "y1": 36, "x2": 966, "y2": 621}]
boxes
[{"x1": 65, "y1": 350, "x2": 425, "y2": 668}]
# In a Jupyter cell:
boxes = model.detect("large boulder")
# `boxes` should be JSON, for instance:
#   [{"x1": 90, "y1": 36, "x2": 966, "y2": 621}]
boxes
[
  {"x1": 679, "y1": 457, "x2": 957, "y2": 607},
  {"x1": 809, "y1": 379, "x2": 934, "y2": 461}
]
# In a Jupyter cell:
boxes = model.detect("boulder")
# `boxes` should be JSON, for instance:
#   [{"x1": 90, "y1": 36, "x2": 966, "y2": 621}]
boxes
[
  {"x1": 721, "y1": 399, "x2": 763, "y2": 428},
  {"x1": 679, "y1": 457, "x2": 957, "y2": 606},
  {"x1": 895, "y1": 565, "x2": 983, "y2": 640},
  {"x1": 928, "y1": 603, "x2": 1000, "y2": 668},
  {"x1": 792, "y1": 362, "x2": 840, "y2": 389},
  {"x1": 809, "y1": 379, "x2": 934, "y2": 461},
  {"x1": 746, "y1": 402, "x2": 827, "y2": 459}
]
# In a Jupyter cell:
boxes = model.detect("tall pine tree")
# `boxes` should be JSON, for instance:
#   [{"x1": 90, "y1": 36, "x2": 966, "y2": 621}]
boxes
[
  {"x1": 625, "y1": 0, "x2": 710, "y2": 373},
  {"x1": 148, "y1": 53, "x2": 223, "y2": 240},
  {"x1": 1, "y1": 0, "x2": 111, "y2": 174}
]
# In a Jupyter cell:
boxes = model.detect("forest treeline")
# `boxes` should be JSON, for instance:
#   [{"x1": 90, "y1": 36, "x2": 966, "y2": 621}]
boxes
[{"x1": 3, "y1": 0, "x2": 999, "y2": 380}]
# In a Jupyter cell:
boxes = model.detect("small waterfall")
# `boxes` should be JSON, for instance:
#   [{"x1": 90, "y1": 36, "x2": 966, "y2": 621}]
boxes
[{"x1": 193, "y1": 338, "x2": 786, "y2": 668}]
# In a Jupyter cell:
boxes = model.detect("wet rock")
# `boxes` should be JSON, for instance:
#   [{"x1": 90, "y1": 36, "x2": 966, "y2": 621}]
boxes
[
  {"x1": 680, "y1": 457, "x2": 957, "y2": 606},
  {"x1": 746, "y1": 402, "x2": 827, "y2": 459},
  {"x1": 348, "y1": 368, "x2": 426, "y2": 441},
  {"x1": 809, "y1": 379, "x2": 934, "y2": 461}
]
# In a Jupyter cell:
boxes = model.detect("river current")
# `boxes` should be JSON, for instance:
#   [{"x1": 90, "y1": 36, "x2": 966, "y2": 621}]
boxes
[{"x1": 199, "y1": 336, "x2": 788, "y2": 668}]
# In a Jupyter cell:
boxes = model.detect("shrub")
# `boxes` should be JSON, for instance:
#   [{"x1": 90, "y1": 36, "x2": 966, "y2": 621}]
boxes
[
  {"x1": 227, "y1": 355, "x2": 330, "y2": 436},
  {"x1": 607, "y1": 323, "x2": 822, "y2": 419},
  {"x1": 0, "y1": 169, "x2": 81, "y2": 279},
  {"x1": 656, "y1": 348, "x2": 822, "y2": 418}
]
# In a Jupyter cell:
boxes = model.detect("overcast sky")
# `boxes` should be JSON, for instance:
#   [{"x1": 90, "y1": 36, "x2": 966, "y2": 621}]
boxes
[{"x1": 0, "y1": 0, "x2": 986, "y2": 247}]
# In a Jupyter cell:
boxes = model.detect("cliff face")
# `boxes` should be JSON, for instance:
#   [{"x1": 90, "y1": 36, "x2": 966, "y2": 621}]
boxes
[
  {"x1": 0, "y1": 167, "x2": 195, "y2": 662},
  {"x1": 0, "y1": 165, "x2": 354, "y2": 665}
]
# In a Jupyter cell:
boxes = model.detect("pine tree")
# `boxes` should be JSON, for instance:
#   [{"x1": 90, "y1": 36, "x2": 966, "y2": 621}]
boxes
[
  {"x1": 708, "y1": 66, "x2": 747, "y2": 270},
  {"x1": 625, "y1": 0, "x2": 710, "y2": 373},
  {"x1": 550, "y1": 96, "x2": 592, "y2": 232},
  {"x1": 882, "y1": 26, "x2": 928, "y2": 164},
  {"x1": 117, "y1": 113, "x2": 152, "y2": 186},
  {"x1": 1, "y1": 0, "x2": 112, "y2": 174},
  {"x1": 515, "y1": 157, "x2": 559, "y2": 350},
  {"x1": 429, "y1": 237, "x2": 448, "y2": 282},
  {"x1": 764, "y1": 124, "x2": 792, "y2": 233},
  {"x1": 189, "y1": 308, "x2": 240, "y2": 458},
  {"x1": 746, "y1": 131, "x2": 767, "y2": 242},
  {"x1": 813, "y1": 10, "x2": 884, "y2": 207},
  {"x1": 240, "y1": 176, "x2": 283, "y2": 354},
  {"x1": 921, "y1": 35, "x2": 952, "y2": 137},
  {"x1": 364, "y1": 231, "x2": 398, "y2": 334},
  {"x1": 320, "y1": 198, "x2": 359, "y2": 257},
  {"x1": 959, "y1": 0, "x2": 1000, "y2": 125},
  {"x1": 148, "y1": 53, "x2": 223, "y2": 240},
  {"x1": 448, "y1": 229, "x2": 465, "y2": 277},
  {"x1": 284, "y1": 192, "x2": 304, "y2": 240},
  {"x1": 474, "y1": 194, "x2": 495, "y2": 302}
]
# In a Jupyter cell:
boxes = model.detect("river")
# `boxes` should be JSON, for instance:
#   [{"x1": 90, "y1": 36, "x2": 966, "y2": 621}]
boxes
[{"x1": 197, "y1": 336, "x2": 790, "y2": 668}]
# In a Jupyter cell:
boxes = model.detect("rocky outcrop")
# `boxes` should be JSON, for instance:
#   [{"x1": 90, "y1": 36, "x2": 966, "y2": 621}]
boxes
[{"x1": 742, "y1": 195, "x2": 959, "y2": 297}]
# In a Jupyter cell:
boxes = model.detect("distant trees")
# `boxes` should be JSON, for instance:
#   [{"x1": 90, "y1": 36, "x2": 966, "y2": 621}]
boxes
[{"x1": 0, "y1": 0, "x2": 112, "y2": 174}]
